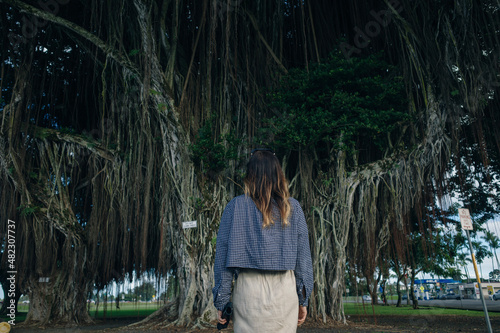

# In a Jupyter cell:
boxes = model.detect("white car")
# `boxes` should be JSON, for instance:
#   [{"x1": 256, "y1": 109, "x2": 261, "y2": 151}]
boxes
[
  {"x1": 492, "y1": 290, "x2": 500, "y2": 301},
  {"x1": 362, "y1": 295, "x2": 372, "y2": 302}
]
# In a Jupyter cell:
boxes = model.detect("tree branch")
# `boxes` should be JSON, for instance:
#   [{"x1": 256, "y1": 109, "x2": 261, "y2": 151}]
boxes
[
  {"x1": 2, "y1": 0, "x2": 139, "y2": 75},
  {"x1": 246, "y1": 11, "x2": 288, "y2": 74},
  {"x1": 30, "y1": 125, "x2": 116, "y2": 162}
]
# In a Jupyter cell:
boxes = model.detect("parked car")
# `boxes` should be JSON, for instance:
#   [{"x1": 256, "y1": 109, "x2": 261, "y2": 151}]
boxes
[
  {"x1": 401, "y1": 294, "x2": 413, "y2": 300},
  {"x1": 492, "y1": 290, "x2": 500, "y2": 301},
  {"x1": 362, "y1": 295, "x2": 371, "y2": 302},
  {"x1": 439, "y1": 292, "x2": 462, "y2": 300}
]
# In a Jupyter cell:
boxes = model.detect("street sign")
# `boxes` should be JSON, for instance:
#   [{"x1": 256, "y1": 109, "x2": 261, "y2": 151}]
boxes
[
  {"x1": 458, "y1": 208, "x2": 473, "y2": 230},
  {"x1": 420, "y1": 286, "x2": 424, "y2": 292},
  {"x1": 459, "y1": 285, "x2": 464, "y2": 290},
  {"x1": 463, "y1": 211, "x2": 493, "y2": 333}
]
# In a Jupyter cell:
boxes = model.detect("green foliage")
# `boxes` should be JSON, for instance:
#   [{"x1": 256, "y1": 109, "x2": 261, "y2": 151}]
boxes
[
  {"x1": 17, "y1": 205, "x2": 40, "y2": 216},
  {"x1": 158, "y1": 103, "x2": 168, "y2": 111},
  {"x1": 490, "y1": 269, "x2": 500, "y2": 280},
  {"x1": 264, "y1": 51, "x2": 410, "y2": 156},
  {"x1": 133, "y1": 282, "x2": 157, "y2": 302},
  {"x1": 189, "y1": 117, "x2": 241, "y2": 175},
  {"x1": 189, "y1": 196, "x2": 207, "y2": 211},
  {"x1": 59, "y1": 127, "x2": 76, "y2": 135},
  {"x1": 36, "y1": 128, "x2": 51, "y2": 139},
  {"x1": 128, "y1": 49, "x2": 140, "y2": 57}
]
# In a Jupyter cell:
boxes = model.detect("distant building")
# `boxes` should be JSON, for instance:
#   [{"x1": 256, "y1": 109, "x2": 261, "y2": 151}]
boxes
[{"x1": 448, "y1": 282, "x2": 500, "y2": 299}]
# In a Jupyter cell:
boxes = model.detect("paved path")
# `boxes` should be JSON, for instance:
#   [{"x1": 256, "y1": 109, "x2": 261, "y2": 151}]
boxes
[{"x1": 384, "y1": 298, "x2": 500, "y2": 311}]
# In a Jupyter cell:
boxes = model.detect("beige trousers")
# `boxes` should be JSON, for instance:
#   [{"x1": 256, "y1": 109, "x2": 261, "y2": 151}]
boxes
[{"x1": 232, "y1": 269, "x2": 298, "y2": 333}]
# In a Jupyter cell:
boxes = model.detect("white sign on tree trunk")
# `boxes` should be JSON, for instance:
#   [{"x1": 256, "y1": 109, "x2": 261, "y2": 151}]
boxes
[
  {"x1": 458, "y1": 208, "x2": 473, "y2": 230},
  {"x1": 182, "y1": 220, "x2": 197, "y2": 229}
]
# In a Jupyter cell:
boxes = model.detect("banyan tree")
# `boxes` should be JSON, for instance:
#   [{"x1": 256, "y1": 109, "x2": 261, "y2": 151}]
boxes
[{"x1": 1, "y1": 0, "x2": 500, "y2": 328}]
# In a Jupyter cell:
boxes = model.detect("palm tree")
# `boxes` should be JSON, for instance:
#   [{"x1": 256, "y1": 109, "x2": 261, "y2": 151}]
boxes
[
  {"x1": 483, "y1": 230, "x2": 500, "y2": 272},
  {"x1": 457, "y1": 253, "x2": 471, "y2": 282}
]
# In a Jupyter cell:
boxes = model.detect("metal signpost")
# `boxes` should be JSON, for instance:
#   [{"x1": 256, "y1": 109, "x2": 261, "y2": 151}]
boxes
[
  {"x1": 458, "y1": 208, "x2": 493, "y2": 333},
  {"x1": 459, "y1": 284, "x2": 464, "y2": 308}
]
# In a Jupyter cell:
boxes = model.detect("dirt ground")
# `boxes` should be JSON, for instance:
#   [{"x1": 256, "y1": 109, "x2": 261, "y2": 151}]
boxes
[{"x1": 10, "y1": 314, "x2": 500, "y2": 333}]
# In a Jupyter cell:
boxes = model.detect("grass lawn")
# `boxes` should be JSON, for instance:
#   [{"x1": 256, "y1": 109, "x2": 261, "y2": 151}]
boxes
[
  {"x1": 1, "y1": 304, "x2": 29, "y2": 324},
  {"x1": 344, "y1": 302, "x2": 500, "y2": 317},
  {"x1": 4, "y1": 301, "x2": 499, "y2": 325},
  {"x1": 1, "y1": 302, "x2": 163, "y2": 324},
  {"x1": 88, "y1": 302, "x2": 162, "y2": 319}
]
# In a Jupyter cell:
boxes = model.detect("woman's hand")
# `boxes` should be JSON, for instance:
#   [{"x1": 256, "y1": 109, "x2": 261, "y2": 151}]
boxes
[
  {"x1": 217, "y1": 310, "x2": 227, "y2": 325},
  {"x1": 298, "y1": 305, "x2": 307, "y2": 326}
]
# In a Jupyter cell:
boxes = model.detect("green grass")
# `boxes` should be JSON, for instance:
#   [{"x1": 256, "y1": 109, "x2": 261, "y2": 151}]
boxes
[
  {"x1": 1, "y1": 304, "x2": 29, "y2": 324},
  {"x1": 88, "y1": 302, "x2": 162, "y2": 319},
  {"x1": 1, "y1": 302, "x2": 162, "y2": 324},
  {"x1": 344, "y1": 302, "x2": 500, "y2": 317},
  {"x1": 4, "y1": 301, "x2": 499, "y2": 324}
]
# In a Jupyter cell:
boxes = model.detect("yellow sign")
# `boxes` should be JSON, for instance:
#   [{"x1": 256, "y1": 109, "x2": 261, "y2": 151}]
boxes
[
  {"x1": 488, "y1": 286, "x2": 494, "y2": 295},
  {"x1": 420, "y1": 286, "x2": 424, "y2": 292},
  {"x1": 0, "y1": 322, "x2": 11, "y2": 333}
]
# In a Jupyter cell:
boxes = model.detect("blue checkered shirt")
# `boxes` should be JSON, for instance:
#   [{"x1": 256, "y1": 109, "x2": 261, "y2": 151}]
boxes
[{"x1": 212, "y1": 195, "x2": 313, "y2": 311}]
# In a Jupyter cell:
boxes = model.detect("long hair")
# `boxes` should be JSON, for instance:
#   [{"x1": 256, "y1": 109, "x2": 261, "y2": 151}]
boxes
[{"x1": 244, "y1": 150, "x2": 291, "y2": 227}]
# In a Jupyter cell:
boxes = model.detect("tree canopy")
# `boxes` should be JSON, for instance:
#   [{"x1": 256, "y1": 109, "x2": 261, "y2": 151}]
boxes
[{"x1": 1, "y1": 0, "x2": 500, "y2": 329}]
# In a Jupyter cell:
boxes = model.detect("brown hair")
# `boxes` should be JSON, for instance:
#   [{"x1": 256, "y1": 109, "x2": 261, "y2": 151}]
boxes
[{"x1": 244, "y1": 150, "x2": 291, "y2": 227}]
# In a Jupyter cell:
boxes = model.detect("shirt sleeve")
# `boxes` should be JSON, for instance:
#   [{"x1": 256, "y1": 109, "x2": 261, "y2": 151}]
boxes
[
  {"x1": 212, "y1": 199, "x2": 236, "y2": 310},
  {"x1": 293, "y1": 202, "x2": 314, "y2": 307}
]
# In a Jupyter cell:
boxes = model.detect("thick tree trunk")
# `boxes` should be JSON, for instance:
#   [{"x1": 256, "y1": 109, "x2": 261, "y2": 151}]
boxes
[
  {"x1": 131, "y1": 234, "x2": 218, "y2": 330},
  {"x1": 23, "y1": 275, "x2": 92, "y2": 326},
  {"x1": 380, "y1": 279, "x2": 387, "y2": 305},
  {"x1": 174, "y1": 251, "x2": 215, "y2": 327},
  {"x1": 396, "y1": 274, "x2": 402, "y2": 307},
  {"x1": 410, "y1": 271, "x2": 419, "y2": 309},
  {"x1": 303, "y1": 151, "x2": 357, "y2": 324}
]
